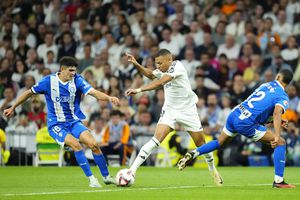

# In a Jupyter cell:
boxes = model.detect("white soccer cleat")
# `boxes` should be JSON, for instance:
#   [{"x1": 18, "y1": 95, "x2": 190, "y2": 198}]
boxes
[
  {"x1": 210, "y1": 168, "x2": 223, "y2": 186},
  {"x1": 89, "y1": 176, "x2": 102, "y2": 188},
  {"x1": 177, "y1": 152, "x2": 194, "y2": 170},
  {"x1": 103, "y1": 175, "x2": 117, "y2": 185}
]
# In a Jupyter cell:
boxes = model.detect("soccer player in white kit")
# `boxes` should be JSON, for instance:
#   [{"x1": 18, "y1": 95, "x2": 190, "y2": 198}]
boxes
[{"x1": 125, "y1": 49, "x2": 223, "y2": 186}]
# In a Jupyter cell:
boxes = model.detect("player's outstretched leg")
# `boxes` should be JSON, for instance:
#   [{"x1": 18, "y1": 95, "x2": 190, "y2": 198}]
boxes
[
  {"x1": 178, "y1": 140, "x2": 221, "y2": 170},
  {"x1": 130, "y1": 137, "x2": 160, "y2": 174}
]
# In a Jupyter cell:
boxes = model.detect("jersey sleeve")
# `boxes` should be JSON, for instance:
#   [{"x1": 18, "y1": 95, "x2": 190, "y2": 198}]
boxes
[
  {"x1": 165, "y1": 61, "x2": 183, "y2": 78},
  {"x1": 76, "y1": 74, "x2": 93, "y2": 95},
  {"x1": 274, "y1": 96, "x2": 289, "y2": 112},
  {"x1": 31, "y1": 76, "x2": 49, "y2": 94}
]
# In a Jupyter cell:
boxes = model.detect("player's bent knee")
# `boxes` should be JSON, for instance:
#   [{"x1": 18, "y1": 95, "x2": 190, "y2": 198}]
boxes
[{"x1": 70, "y1": 141, "x2": 83, "y2": 151}]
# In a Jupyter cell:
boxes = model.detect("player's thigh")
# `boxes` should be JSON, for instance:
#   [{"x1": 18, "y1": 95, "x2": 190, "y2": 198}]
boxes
[
  {"x1": 70, "y1": 120, "x2": 89, "y2": 140},
  {"x1": 188, "y1": 130, "x2": 206, "y2": 146},
  {"x1": 258, "y1": 129, "x2": 286, "y2": 146},
  {"x1": 154, "y1": 124, "x2": 173, "y2": 143},
  {"x1": 157, "y1": 107, "x2": 176, "y2": 130},
  {"x1": 64, "y1": 134, "x2": 82, "y2": 151},
  {"x1": 218, "y1": 131, "x2": 234, "y2": 146},
  {"x1": 79, "y1": 130, "x2": 97, "y2": 147},
  {"x1": 177, "y1": 105, "x2": 203, "y2": 132},
  {"x1": 48, "y1": 124, "x2": 69, "y2": 147}
]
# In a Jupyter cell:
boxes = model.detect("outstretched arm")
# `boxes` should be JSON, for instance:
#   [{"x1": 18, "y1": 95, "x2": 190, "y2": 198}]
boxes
[
  {"x1": 88, "y1": 88, "x2": 119, "y2": 106},
  {"x1": 126, "y1": 53, "x2": 156, "y2": 80},
  {"x1": 3, "y1": 89, "x2": 34, "y2": 118},
  {"x1": 125, "y1": 74, "x2": 173, "y2": 96}
]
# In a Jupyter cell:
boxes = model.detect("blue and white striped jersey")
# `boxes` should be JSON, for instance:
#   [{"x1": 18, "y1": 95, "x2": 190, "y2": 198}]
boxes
[{"x1": 31, "y1": 73, "x2": 92, "y2": 125}]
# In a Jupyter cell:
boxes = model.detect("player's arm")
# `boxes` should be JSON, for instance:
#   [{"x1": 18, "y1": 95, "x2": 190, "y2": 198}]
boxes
[
  {"x1": 125, "y1": 74, "x2": 172, "y2": 96},
  {"x1": 87, "y1": 88, "x2": 119, "y2": 106},
  {"x1": 126, "y1": 53, "x2": 156, "y2": 80},
  {"x1": 271, "y1": 105, "x2": 284, "y2": 147},
  {"x1": 3, "y1": 89, "x2": 34, "y2": 118}
]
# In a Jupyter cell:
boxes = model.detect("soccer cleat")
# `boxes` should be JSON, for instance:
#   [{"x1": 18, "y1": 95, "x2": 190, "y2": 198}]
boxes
[
  {"x1": 210, "y1": 168, "x2": 223, "y2": 186},
  {"x1": 103, "y1": 175, "x2": 117, "y2": 185},
  {"x1": 89, "y1": 177, "x2": 102, "y2": 188},
  {"x1": 177, "y1": 152, "x2": 194, "y2": 170},
  {"x1": 272, "y1": 181, "x2": 296, "y2": 188}
]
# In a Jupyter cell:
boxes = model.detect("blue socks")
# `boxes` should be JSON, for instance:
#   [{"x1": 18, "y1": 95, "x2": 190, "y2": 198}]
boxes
[
  {"x1": 93, "y1": 153, "x2": 109, "y2": 177},
  {"x1": 74, "y1": 150, "x2": 92, "y2": 177},
  {"x1": 196, "y1": 140, "x2": 221, "y2": 155},
  {"x1": 274, "y1": 145, "x2": 286, "y2": 177}
]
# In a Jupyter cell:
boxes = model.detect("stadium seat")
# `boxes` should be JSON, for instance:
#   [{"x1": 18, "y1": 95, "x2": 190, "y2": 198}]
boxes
[
  {"x1": 34, "y1": 143, "x2": 64, "y2": 167},
  {"x1": 34, "y1": 127, "x2": 64, "y2": 167}
]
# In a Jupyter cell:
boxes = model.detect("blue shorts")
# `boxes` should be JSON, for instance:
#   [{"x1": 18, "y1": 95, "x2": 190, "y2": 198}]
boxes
[
  {"x1": 223, "y1": 109, "x2": 266, "y2": 141},
  {"x1": 48, "y1": 120, "x2": 88, "y2": 146}
]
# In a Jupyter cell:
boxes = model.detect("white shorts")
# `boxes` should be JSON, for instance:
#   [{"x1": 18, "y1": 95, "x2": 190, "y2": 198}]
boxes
[{"x1": 158, "y1": 104, "x2": 203, "y2": 132}]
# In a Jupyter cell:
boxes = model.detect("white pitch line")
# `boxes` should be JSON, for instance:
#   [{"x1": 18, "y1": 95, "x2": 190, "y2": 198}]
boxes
[{"x1": 2, "y1": 183, "x2": 300, "y2": 197}]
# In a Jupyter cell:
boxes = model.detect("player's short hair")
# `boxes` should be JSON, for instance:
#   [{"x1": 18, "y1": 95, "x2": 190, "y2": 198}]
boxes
[
  {"x1": 59, "y1": 56, "x2": 78, "y2": 68},
  {"x1": 156, "y1": 49, "x2": 171, "y2": 57},
  {"x1": 279, "y1": 69, "x2": 293, "y2": 85}
]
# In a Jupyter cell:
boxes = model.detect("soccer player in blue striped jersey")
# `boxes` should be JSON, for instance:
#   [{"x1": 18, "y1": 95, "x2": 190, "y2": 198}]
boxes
[
  {"x1": 178, "y1": 69, "x2": 296, "y2": 188},
  {"x1": 4, "y1": 56, "x2": 119, "y2": 188}
]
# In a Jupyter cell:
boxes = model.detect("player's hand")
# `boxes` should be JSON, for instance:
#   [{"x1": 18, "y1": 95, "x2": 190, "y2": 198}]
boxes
[
  {"x1": 125, "y1": 53, "x2": 138, "y2": 65},
  {"x1": 281, "y1": 119, "x2": 288, "y2": 129},
  {"x1": 3, "y1": 107, "x2": 14, "y2": 118},
  {"x1": 125, "y1": 88, "x2": 141, "y2": 96},
  {"x1": 109, "y1": 96, "x2": 120, "y2": 106},
  {"x1": 271, "y1": 136, "x2": 279, "y2": 148}
]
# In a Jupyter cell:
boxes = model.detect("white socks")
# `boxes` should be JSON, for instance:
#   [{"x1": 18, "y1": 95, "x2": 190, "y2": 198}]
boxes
[
  {"x1": 275, "y1": 175, "x2": 283, "y2": 183},
  {"x1": 204, "y1": 152, "x2": 215, "y2": 171},
  {"x1": 130, "y1": 137, "x2": 160, "y2": 173}
]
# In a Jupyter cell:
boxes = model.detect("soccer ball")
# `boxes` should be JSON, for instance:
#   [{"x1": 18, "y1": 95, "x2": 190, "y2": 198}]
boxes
[{"x1": 116, "y1": 169, "x2": 135, "y2": 187}]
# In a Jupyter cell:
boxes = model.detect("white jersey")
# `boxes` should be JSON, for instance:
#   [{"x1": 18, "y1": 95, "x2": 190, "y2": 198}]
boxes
[{"x1": 152, "y1": 60, "x2": 198, "y2": 110}]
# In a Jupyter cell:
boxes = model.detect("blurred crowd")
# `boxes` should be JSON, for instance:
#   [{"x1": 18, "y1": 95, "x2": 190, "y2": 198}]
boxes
[{"x1": 1, "y1": 0, "x2": 300, "y2": 166}]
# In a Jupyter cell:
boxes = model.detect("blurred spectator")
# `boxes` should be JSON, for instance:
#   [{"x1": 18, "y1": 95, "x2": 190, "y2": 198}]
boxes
[
  {"x1": 57, "y1": 31, "x2": 77, "y2": 61},
  {"x1": 45, "y1": 51, "x2": 59, "y2": 73},
  {"x1": 27, "y1": 96, "x2": 46, "y2": 129},
  {"x1": 78, "y1": 43, "x2": 94, "y2": 73},
  {"x1": 181, "y1": 48, "x2": 201, "y2": 82},
  {"x1": 0, "y1": 87, "x2": 15, "y2": 113},
  {"x1": 272, "y1": 10, "x2": 292, "y2": 44},
  {"x1": 257, "y1": 18, "x2": 281, "y2": 53},
  {"x1": 280, "y1": 36, "x2": 298, "y2": 70},
  {"x1": 15, "y1": 34, "x2": 30, "y2": 61},
  {"x1": 12, "y1": 59, "x2": 28, "y2": 88},
  {"x1": 101, "y1": 110, "x2": 131, "y2": 165},
  {"x1": 37, "y1": 31, "x2": 58, "y2": 62},
  {"x1": 217, "y1": 34, "x2": 240, "y2": 59},
  {"x1": 131, "y1": 110, "x2": 156, "y2": 150}
]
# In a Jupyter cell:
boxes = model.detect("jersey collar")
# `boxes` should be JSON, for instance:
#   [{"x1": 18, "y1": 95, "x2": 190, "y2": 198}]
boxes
[
  {"x1": 56, "y1": 72, "x2": 70, "y2": 85},
  {"x1": 275, "y1": 80, "x2": 284, "y2": 90}
]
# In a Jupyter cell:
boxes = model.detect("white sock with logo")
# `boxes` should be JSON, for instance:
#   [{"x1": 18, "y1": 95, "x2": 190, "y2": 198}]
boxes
[
  {"x1": 204, "y1": 152, "x2": 215, "y2": 171},
  {"x1": 130, "y1": 137, "x2": 160, "y2": 174}
]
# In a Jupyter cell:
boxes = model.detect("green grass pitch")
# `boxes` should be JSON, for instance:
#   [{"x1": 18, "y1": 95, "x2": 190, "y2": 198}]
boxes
[{"x1": 0, "y1": 167, "x2": 299, "y2": 200}]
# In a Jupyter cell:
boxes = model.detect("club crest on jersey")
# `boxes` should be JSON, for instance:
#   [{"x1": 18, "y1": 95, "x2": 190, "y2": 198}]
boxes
[
  {"x1": 69, "y1": 86, "x2": 76, "y2": 94},
  {"x1": 168, "y1": 67, "x2": 175, "y2": 73},
  {"x1": 283, "y1": 100, "x2": 288, "y2": 106}
]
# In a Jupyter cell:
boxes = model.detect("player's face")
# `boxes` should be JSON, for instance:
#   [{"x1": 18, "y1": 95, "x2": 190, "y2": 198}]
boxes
[
  {"x1": 61, "y1": 66, "x2": 77, "y2": 81},
  {"x1": 155, "y1": 55, "x2": 172, "y2": 72}
]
